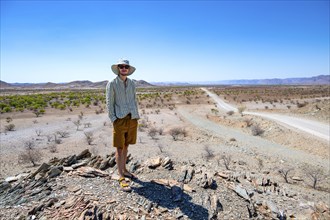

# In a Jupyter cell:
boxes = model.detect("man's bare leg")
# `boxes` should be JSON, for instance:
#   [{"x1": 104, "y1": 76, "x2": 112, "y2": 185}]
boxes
[
  {"x1": 122, "y1": 145, "x2": 129, "y2": 174},
  {"x1": 116, "y1": 148, "x2": 124, "y2": 177}
]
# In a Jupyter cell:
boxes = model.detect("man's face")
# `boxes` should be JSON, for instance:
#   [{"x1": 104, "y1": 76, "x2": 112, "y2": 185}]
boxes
[{"x1": 118, "y1": 64, "x2": 130, "y2": 76}]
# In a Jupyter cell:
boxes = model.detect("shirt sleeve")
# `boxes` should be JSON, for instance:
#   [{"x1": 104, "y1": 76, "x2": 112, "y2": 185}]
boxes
[{"x1": 106, "y1": 81, "x2": 117, "y2": 123}]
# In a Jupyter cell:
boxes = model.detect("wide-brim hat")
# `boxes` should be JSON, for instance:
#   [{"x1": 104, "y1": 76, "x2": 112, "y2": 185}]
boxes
[{"x1": 111, "y1": 59, "x2": 136, "y2": 76}]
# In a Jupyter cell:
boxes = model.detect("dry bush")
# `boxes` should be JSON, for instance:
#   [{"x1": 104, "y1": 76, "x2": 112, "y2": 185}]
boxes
[
  {"x1": 54, "y1": 134, "x2": 62, "y2": 144},
  {"x1": 257, "y1": 158, "x2": 264, "y2": 172},
  {"x1": 204, "y1": 145, "x2": 215, "y2": 161},
  {"x1": 251, "y1": 124, "x2": 264, "y2": 136},
  {"x1": 84, "y1": 132, "x2": 94, "y2": 145},
  {"x1": 226, "y1": 110, "x2": 234, "y2": 116},
  {"x1": 138, "y1": 119, "x2": 149, "y2": 132},
  {"x1": 243, "y1": 118, "x2": 253, "y2": 127},
  {"x1": 57, "y1": 131, "x2": 69, "y2": 138},
  {"x1": 49, "y1": 143, "x2": 58, "y2": 153},
  {"x1": 47, "y1": 135, "x2": 53, "y2": 142},
  {"x1": 297, "y1": 102, "x2": 308, "y2": 108},
  {"x1": 168, "y1": 127, "x2": 187, "y2": 141},
  {"x1": 5, "y1": 124, "x2": 15, "y2": 131},
  {"x1": 73, "y1": 120, "x2": 81, "y2": 131},
  {"x1": 211, "y1": 108, "x2": 219, "y2": 115},
  {"x1": 6, "y1": 117, "x2": 12, "y2": 123},
  {"x1": 237, "y1": 106, "x2": 246, "y2": 115},
  {"x1": 148, "y1": 127, "x2": 158, "y2": 139},
  {"x1": 35, "y1": 129, "x2": 42, "y2": 136},
  {"x1": 221, "y1": 154, "x2": 232, "y2": 170},
  {"x1": 18, "y1": 140, "x2": 42, "y2": 166}
]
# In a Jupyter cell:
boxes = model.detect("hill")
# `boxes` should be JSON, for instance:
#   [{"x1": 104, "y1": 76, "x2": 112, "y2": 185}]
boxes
[
  {"x1": 200, "y1": 75, "x2": 329, "y2": 85},
  {"x1": 0, "y1": 79, "x2": 154, "y2": 89}
]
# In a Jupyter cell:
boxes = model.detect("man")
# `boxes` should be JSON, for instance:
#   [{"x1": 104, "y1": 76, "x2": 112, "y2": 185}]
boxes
[{"x1": 106, "y1": 58, "x2": 139, "y2": 192}]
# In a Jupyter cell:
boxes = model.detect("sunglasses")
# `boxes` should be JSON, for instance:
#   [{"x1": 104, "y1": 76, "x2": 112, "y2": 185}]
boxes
[{"x1": 118, "y1": 65, "x2": 130, "y2": 69}]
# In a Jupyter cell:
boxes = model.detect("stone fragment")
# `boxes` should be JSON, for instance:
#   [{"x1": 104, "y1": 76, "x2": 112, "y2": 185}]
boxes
[
  {"x1": 162, "y1": 157, "x2": 173, "y2": 170},
  {"x1": 5, "y1": 173, "x2": 29, "y2": 183},
  {"x1": 47, "y1": 167, "x2": 62, "y2": 178},
  {"x1": 146, "y1": 157, "x2": 162, "y2": 169},
  {"x1": 76, "y1": 149, "x2": 92, "y2": 160},
  {"x1": 72, "y1": 161, "x2": 88, "y2": 169},
  {"x1": 29, "y1": 163, "x2": 51, "y2": 179},
  {"x1": 63, "y1": 166, "x2": 74, "y2": 172},
  {"x1": 75, "y1": 166, "x2": 108, "y2": 178},
  {"x1": 0, "y1": 181, "x2": 11, "y2": 193},
  {"x1": 215, "y1": 171, "x2": 229, "y2": 179},
  {"x1": 234, "y1": 185, "x2": 250, "y2": 201},
  {"x1": 292, "y1": 176, "x2": 303, "y2": 181}
]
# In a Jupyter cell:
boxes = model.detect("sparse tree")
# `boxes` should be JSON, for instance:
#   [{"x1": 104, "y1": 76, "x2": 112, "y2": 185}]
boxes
[
  {"x1": 18, "y1": 140, "x2": 42, "y2": 166},
  {"x1": 279, "y1": 167, "x2": 294, "y2": 183},
  {"x1": 33, "y1": 110, "x2": 42, "y2": 117},
  {"x1": 305, "y1": 166, "x2": 325, "y2": 189}
]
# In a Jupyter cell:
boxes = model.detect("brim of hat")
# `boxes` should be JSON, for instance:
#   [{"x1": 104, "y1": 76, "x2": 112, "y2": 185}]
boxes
[{"x1": 111, "y1": 64, "x2": 136, "y2": 76}]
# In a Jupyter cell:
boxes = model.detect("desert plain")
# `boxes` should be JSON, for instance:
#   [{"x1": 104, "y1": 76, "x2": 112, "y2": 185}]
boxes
[{"x1": 0, "y1": 84, "x2": 329, "y2": 219}]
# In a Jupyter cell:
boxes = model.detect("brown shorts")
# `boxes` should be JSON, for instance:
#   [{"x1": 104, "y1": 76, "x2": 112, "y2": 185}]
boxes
[{"x1": 113, "y1": 114, "x2": 138, "y2": 148}]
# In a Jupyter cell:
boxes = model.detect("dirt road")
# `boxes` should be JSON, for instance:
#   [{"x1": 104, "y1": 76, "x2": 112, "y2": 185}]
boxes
[
  {"x1": 201, "y1": 88, "x2": 330, "y2": 142},
  {"x1": 177, "y1": 107, "x2": 329, "y2": 170}
]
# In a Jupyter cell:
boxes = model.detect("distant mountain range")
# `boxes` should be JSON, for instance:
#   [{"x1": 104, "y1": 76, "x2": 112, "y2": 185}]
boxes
[
  {"x1": 0, "y1": 75, "x2": 329, "y2": 89},
  {"x1": 0, "y1": 80, "x2": 153, "y2": 89},
  {"x1": 152, "y1": 75, "x2": 329, "y2": 86}
]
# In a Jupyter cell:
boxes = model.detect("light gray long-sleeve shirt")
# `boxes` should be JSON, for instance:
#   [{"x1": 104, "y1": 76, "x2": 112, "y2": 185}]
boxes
[{"x1": 106, "y1": 76, "x2": 140, "y2": 123}]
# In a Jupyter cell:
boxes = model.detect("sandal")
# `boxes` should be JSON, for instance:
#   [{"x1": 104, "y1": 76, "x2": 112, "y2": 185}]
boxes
[
  {"x1": 118, "y1": 177, "x2": 132, "y2": 192},
  {"x1": 123, "y1": 172, "x2": 137, "y2": 180}
]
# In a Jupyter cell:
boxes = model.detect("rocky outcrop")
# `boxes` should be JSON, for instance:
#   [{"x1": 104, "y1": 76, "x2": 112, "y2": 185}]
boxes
[{"x1": 0, "y1": 149, "x2": 329, "y2": 220}]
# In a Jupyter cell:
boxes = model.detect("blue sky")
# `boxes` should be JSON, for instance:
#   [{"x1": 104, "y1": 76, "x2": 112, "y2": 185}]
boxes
[{"x1": 1, "y1": 0, "x2": 329, "y2": 83}]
